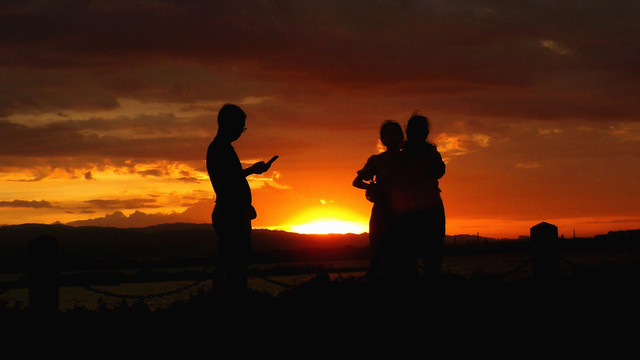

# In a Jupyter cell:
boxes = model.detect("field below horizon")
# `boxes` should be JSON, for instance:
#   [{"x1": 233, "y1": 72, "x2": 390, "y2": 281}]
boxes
[{"x1": 1, "y1": 223, "x2": 640, "y2": 312}]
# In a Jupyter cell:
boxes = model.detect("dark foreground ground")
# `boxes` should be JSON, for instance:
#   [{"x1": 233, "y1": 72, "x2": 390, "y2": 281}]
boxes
[{"x1": 3, "y1": 261, "x2": 640, "y2": 359}]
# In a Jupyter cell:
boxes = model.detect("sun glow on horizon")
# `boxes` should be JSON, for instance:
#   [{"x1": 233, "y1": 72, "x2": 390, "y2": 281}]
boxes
[
  {"x1": 280, "y1": 205, "x2": 369, "y2": 235},
  {"x1": 288, "y1": 219, "x2": 368, "y2": 235}
]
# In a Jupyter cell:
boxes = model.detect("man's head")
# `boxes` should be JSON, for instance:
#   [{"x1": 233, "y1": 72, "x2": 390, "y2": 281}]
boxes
[
  {"x1": 406, "y1": 113, "x2": 430, "y2": 142},
  {"x1": 216, "y1": 104, "x2": 246, "y2": 141}
]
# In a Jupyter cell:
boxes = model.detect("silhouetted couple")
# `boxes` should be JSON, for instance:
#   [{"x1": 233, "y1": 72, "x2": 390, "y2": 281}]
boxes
[
  {"x1": 353, "y1": 114, "x2": 446, "y2": 286},
  {"x1": 206, "y1": 104, "x2": 277, "y2": 298}
]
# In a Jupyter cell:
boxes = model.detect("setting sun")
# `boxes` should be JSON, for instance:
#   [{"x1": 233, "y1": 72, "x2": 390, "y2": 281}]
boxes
[
  {"x1": 281, "y1": 205, "x2": 369, "y2": 234},
  {"x1": 289, "y1": 220, "x2": 367, "y2": 235}
]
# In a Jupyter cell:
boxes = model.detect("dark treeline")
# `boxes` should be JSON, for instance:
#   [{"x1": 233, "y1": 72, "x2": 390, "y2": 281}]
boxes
[
  {"x1": 0, "y1": 223, "x2": 369, "y2": 272},
  {"x1": 1, "y1": 223, "x2": 639, "y2": 273}
]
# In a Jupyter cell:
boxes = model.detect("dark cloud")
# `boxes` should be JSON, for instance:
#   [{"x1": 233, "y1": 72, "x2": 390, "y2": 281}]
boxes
[
  {"x1": 66, "y1": 210, "x2": 158, "y2": 228},
  {"x1": 0, "y1": 199, "x2": 55, "y2": 208},
  {"x1": 0, "y1": 68, "x2": 121, "y2": 117},
  {"x1": 176, "y1": 176, "x2": 201, "y2": 184},
  {"x1": 83, "y1": 198, "x2": 161, "y2": 210},
  {"x1": 0, "y1": 118, "x2": 208, "y2": 161},
  {"x1": 7, "y1": 172, "x2": 49, "y2": 182},
  {"x1": 174, "y1": 169, "x2": 201, "y2": 183},
  {"x1": 1, "y1": 1, "x2": 639, "y2": 119},
  {"x1": 138, "y1": 169, "x2": 164, "y2": 177},
  {"x1": 67, "y1": 199, "x2": 214, "y2": 227},
  {"x1": 0, "y1": 109, "x2": 314, "y2": 173}
]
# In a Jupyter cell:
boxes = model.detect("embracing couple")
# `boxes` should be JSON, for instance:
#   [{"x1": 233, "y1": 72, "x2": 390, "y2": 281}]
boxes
[{"x1": 353, "y1": 113, "x2": 446, "y2": 285}]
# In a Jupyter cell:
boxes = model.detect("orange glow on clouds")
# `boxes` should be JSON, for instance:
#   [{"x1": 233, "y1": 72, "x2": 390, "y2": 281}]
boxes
[{"x1": 2, "y1": 2, "x2": 640, "y2": 239}]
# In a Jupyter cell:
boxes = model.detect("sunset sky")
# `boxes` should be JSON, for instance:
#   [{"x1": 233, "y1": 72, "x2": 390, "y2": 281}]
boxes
[{"x1": 1, "y1": 1, "x2": 639, "y2": 238}]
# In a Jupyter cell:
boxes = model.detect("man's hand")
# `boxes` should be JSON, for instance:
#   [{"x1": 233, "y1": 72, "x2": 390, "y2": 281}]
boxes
[
  {"x1": 249, "y1": 161, "x2": 270, "y2": 174},
  {"x1": 246, "y1": 156, "x2": 278, "y2": 175}
]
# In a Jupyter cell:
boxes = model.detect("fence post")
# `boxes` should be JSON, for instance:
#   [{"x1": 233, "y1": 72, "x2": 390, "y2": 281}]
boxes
[
  {"x1": 530, "y1": 222, "x2": 560, "y2": 282},
  {"x1": 28, "y1": 235, "x2": 59, "y2": 313}
]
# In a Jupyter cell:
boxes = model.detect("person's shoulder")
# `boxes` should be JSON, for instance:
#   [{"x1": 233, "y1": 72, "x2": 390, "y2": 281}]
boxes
[
  {"x1": 426, "y1": 142, "x2": 439, "y2": 152},
  {"x1": 207, "y1": 138, "x2": 232, "y2": 161},
  {"x1": 378, "y1": 149, "x2": 402, "y2": 160},
  {"x1": 403, "y1": 142, "x2": 441, "y2": 159},
  {"x1": 425, "y1": 143, "x2": 444, "y2": 159},
  {"x1": 403, "y1": 141, "x2": 429, "y2": 152},
  {"x1": 363, "y1": 153, "x2": 384, "y2": 164},
  {"x1": 357, "y1": 153, "x2": 381, "y2": 175}
]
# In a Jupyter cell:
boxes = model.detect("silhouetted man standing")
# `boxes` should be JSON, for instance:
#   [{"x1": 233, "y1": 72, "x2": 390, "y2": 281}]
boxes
[
  {"x1": 207, "y1": 104, "x2": 276, "y2": 296},
  {"x1": 397, "y1": 113, "x2": 446, "y2": 283}
]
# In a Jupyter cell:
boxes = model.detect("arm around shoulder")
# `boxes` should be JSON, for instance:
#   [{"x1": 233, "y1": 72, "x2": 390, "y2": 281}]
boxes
[{"x1": 353, "y1": 173, "x2": 372, "y2": 190}]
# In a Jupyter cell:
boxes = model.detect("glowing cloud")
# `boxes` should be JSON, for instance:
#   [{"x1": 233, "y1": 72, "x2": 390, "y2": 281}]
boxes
[
  {"x1": 540, "y1": 40, "x2": 573, "y2": 55},
  {"x1": 517, "y1": 162, "x2": 541, "y2": 169}
]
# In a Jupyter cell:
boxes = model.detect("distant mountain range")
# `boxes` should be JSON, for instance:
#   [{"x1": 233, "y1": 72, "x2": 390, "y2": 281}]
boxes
[
  {"x1": 0, "y1": 222, "x2": 509, "y2": 257},
  {"x1": 0, "y1": 222, "x2": 370, "y2": 271},
  {"x1": 2, "y1": 222, "x2": 638, "y2": 272},
  {"x1": 0, "y1": 222, "x2": 371, "y2": 250}
]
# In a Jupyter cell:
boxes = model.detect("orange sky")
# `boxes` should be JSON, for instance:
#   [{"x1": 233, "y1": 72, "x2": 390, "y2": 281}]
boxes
[{"x1": 1, "y1": 1, "x2": 639, "y2": 238}]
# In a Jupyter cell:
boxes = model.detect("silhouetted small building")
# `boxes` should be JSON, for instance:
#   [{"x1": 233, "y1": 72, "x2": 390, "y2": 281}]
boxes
[{"x1": 530, "y1": 222, "x2": 560, "y2": 282}]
